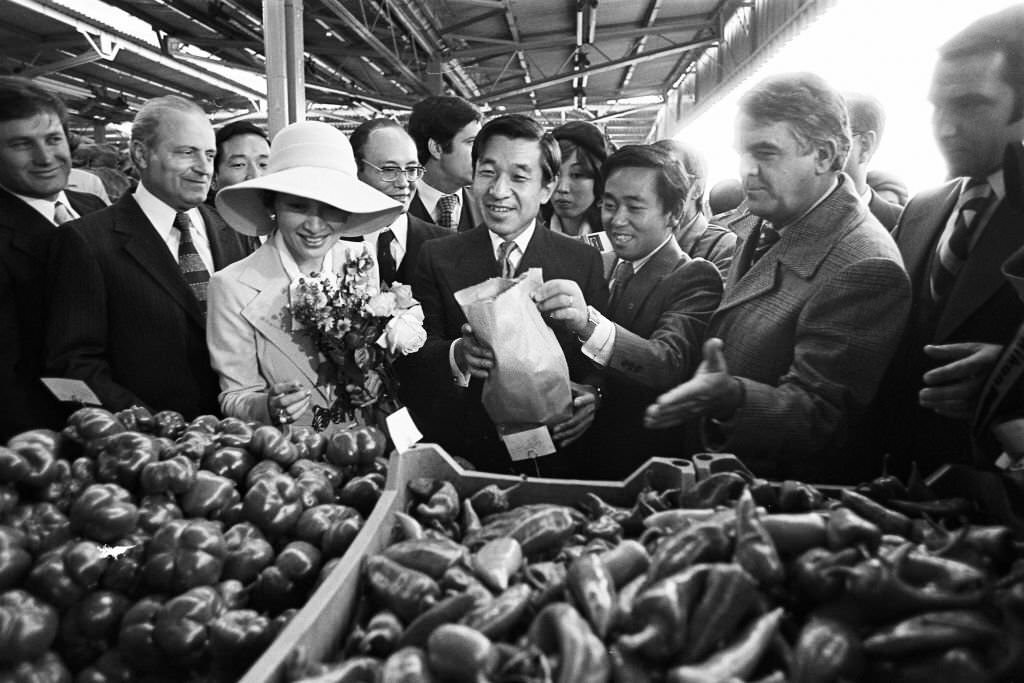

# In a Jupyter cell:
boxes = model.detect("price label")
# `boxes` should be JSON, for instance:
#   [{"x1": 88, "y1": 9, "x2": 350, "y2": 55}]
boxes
[
  {"x1": 40, "y1": 378, "x2": 101, "y2": 406},
  {"x1": 499, "y1": 425, "x2": 556, "y2": 462},
  {"x1": 385, "y1": 407, "x2": 423, "y2": 454}
]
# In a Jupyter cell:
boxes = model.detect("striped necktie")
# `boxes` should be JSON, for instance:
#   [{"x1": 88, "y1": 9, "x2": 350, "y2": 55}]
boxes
[
  {"x1": 749, "y1": 221, "x2": 780, "y2": 268},
  {"x1": 930, "y1": 178, "x2": 994, "y2": 302},
  {"x1": 608, "y1": 259, "x2": 635, "y2": 313},
  {"x1": 497, "y1": 240, "x2": 518, "y2": 278},
  {"x1": 436, "y1": 193, "x2": 459, "y2": 231},
  {"x1": 175, "y1": 212, "x2": 210, "y2": 316}
]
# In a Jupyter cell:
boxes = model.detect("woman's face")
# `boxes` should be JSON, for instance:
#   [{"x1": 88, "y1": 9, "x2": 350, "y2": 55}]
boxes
[
  {"x1": 274, "y1": 192, "x2": 349, "y2": 267},
  {"x1": 551, "y1": 149, "x2": 596, "y2": 220}
]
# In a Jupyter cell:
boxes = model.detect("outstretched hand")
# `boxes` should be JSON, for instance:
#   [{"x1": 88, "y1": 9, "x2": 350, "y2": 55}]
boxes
[{"x1": 644, "y1": 338, "x2": 742, "y2": 429}]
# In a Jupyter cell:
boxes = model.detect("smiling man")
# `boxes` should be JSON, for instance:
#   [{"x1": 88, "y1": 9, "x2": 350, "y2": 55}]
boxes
[
  {"x1": 0, "y1": 77, "x2": 106, "y2": 439},
  {"x1": 534, "y1": 144, "x2": 723, "y2": 477},
  {"x1": 409, "y1": 115, "x2": 607, "y2": 476},
  {"x1": 644, "y1": 73, "x2": 911, "y2": 484},
  {"x1": 46, "y1": 95, "x2": 255, "y2": 418}
]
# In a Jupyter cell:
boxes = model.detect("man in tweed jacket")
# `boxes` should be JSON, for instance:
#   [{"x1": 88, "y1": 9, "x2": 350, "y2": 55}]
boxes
[{"x1": 645, "y1": 73, "x2": 911, "y2": 484}]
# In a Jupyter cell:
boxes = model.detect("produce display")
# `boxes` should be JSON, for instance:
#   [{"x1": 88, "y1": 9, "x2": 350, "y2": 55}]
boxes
[
  {"x1": 0, "y1": 406, "x2": 389, "y2": 682},
  {"x1": 286, "y1": 460, "x2": 1024, "y2": 683}
]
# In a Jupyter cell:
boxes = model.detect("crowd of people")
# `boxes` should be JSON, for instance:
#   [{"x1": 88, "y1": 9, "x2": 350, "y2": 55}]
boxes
[{"x1": 1, "y1": 4, "x2": 1023, "y2": 485}]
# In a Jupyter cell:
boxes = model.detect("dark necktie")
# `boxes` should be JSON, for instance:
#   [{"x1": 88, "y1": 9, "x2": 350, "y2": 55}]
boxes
[
  {"x1": 930, "y1": 178, "x2": 995, "y2": 303},
  {"x1": 748, "y1": 221, "x2": 780, "y2": 269},
  {"x1": 175, "y1": 212, "x2": 210, "y2": 316},
  {"x1": 53, "y1": 200, "x2": 76, "y2": 225},
  {"x1": 377, "y1": 230, "x2": 397, "y2": 286},
  {"x1": 607, "y1": 259, "x2": 635, "y2": 314},
  {"x1": 497, "y1": 240, "x2": 518, "y2": 278},
  {"x1": 436, "y1": 193, "x2": 459, "y2": 231}
]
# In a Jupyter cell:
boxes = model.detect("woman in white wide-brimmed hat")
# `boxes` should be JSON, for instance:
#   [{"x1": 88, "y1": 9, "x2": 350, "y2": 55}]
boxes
[{"x1": 207, "y1": 120, "x2": 403, "y2": 428}]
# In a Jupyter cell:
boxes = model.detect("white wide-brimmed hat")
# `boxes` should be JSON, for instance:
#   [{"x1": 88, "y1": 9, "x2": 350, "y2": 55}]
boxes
[{"x1": 216, "y1": 120, "x2": 403, "y2": 237}]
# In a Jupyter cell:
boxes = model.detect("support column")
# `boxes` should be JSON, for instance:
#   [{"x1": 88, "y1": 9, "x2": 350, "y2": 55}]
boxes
[{"x1": 263, "y1": 0, "x2": 305, "y2": 138}]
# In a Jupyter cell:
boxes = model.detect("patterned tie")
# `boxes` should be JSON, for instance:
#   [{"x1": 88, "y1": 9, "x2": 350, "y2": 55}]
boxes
[
  {"x1": 53, "y1": 200, "x2": 76, "y2": 225},
  {"x1": 436, "y1": 193, "x2": 459, "y2": 231},
  {"x1": 607, "y1": 259, "x2": 635, "y2": 312},
  {"x1": 748, "y1": 221, "x2": 780, "y2": 269},
  {"x1": 377, "y1": 230, "x2": 397, "y2": 286},
  {"x1": 930, "y1": 178, "x2": 995, "y2": 303},
  {"x1": 497, "y1": 240, "x2": 518, "y2": 278},
  {"x1": 175, "y1": 212, "x2": 211, "y2": 316}
]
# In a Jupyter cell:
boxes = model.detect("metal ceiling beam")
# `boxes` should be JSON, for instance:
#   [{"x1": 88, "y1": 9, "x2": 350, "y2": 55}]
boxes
[
  {"x1": 451, "y1": 16, "x2": 711, "y2": 60},
  {"x1": 620, "y1": 0, "x2": 662, "y2": 90},
  {"x1": 440, "y1": 8, "x2": 505, "y2": 35},
  {"x1": 474, "y1": 37, "x2": 717, "y2": 105},
  {"x1": 319, "y1": 0, "x2": 430, "y2": 96},
  {"x1": 19, "y1": 51, "x2": 104, "y2": 77}
]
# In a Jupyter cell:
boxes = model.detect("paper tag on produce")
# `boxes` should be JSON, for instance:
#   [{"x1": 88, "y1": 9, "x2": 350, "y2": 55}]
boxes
[
  {"x1": 40, "y1": 378, "x2": 101, "y2": 406},
  {"x1": 499, "y1": 424, "x2": 556, "y2": 461},
  {"x1": 385, "y1": 407, "x2": 423, "y2": 453}
]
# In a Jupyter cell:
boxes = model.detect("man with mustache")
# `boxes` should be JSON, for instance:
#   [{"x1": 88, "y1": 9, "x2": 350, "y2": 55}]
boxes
[{"x1": 644, "y1": 72, "x2": 911, "y2": 484}]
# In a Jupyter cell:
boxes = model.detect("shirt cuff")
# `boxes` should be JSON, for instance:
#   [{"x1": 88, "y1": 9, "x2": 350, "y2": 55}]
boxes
[
  {"x1": 581, "y1": 311, "x2": 616, "y2": 366},
  {"x1": 448, "y1": 340, "x2": 471, "y2": 387}
]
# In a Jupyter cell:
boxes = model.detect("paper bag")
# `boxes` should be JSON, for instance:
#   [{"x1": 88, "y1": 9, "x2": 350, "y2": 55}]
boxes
[{"x1": 455, "y1": 269, "x2": 572, "y2": 425}]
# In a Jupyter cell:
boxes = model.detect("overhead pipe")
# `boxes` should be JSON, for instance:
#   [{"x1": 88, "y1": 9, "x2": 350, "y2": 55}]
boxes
[{"x1": 387, "y1": 0, "x2": 480, "y2": 97}]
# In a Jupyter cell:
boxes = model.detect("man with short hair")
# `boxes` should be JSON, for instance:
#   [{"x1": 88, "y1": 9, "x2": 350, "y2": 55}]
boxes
[
  {"x1": 535, "y1": 144, "x2": 723, "y2": 478},
  {"x1": 211, "y1": 121, "x2": 269, "y2": 194},
  {"x1": 350, "y1": 118, "x2": 447, "y2": 287},
  {"x1": 882, "y1": 5, "x2": 1024, "y2": 474},
  {"x1": 47, "y1": 95, "x2": 255, "y2": 418},
  {"x1": 645, "y1": 72, "x2": 911, "y2": 484},
  {"x1": 843, "y1": 92, "x2": 902, "y2": 229},
  {"x1": 0, "y1": 77, "x2": 106, "y2": 439},
  {"x1": 406, "y1": 95, "x2": 482, "y2": 232},
  {"x1": 410, "y1": 114, "x2": 607, "y2": 475}
]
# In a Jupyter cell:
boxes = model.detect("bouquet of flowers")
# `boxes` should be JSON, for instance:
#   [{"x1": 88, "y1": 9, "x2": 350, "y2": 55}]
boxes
[{"x1": 289, "y1": 248, "x2": 427, "y2": 431}]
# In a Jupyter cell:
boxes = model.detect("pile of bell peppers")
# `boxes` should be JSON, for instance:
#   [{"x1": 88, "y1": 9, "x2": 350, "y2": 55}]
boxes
[
  {"x1": 288, "y1": 465, "x2": 1024, "y2": 683},
  {"x1": 0, "y1": 405, "x2": 390, "y2": 681}
]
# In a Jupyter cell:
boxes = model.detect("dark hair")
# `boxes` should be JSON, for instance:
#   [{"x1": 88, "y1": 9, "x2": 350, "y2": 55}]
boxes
[
  {"x1": 652, "y1": 138, "x2": 707, "y2": 214},
  {"x1": 939, "y1": 4, "x2": 1024, "y2": 122},
  {"x1": 844, "y1": 92, "x2": 885, "y2": 140},
  {"x1": 738, "y1": 72, "x2": 851, "y2": 172},
  {"x1": 407, "y1": 95, "x2": 482, "y2": 165},
  {"x1": 0, "y1": 76, "x2": 68, "y2": 129},
  {"x1": 552, "y1": 120, "x2": 612, "y2": 200},
  {"x1": 472, "y1": 114, "x2": 560, "y2": 185},
  {"x1": 602, "y1": 144, "x2": 689, "y2": 218},
  {"x1": 708, "y1": 178, "x2": 745, "y2": 216},
  {"x1": 350, "y1": 118, "x2": 407, "y2": 166},
  {"x1": 214, "y1": 121, "x2": 268, "y2": 170}
]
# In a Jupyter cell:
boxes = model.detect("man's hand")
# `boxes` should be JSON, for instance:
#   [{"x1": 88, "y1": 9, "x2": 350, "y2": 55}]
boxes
[
  {"x1": 533, "y1": 279, "x2": 589, "y2": 337},
  {"x1": 551, "y1": 382, "x2": 599, "y2": 447},
  {"x1": 644, "y1": 338, "x2": 743, "y2": 429},
  {"x1": 453, "y1": 323, "x2": 495, "y2": 379},
  {"x1": 919, "y1": 342, "x2": 1003, "y2": 419}
]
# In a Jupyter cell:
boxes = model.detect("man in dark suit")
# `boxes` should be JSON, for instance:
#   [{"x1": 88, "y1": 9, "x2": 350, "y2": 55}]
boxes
[
  {"x1": 350, "y1": 118, "x2": 447, "y2": 287},
  {"x1": 0, "y1": 77, "x2": 106, "y2": 440},
  {"x1": 882, "y1": 6, "x2": 1024, "y2": 476},
  {"x1": 843, "y1": 92, "x2": 903, "y2": 230},
  {"x1": 46, "y1": 95, "x2": 254, "y2": 419},
  {"x1": 406, "y1": 95, "x2": 482, "y2": 233},
  {"x1": 645, "y1": 73, "x2": 911, "y2": 484},
  {"x1": 410, "y1": 114, "x2": 607, "y2": 475},
  {"x1": 535, "y1": 144, "x2": 723, "y2": 478}
]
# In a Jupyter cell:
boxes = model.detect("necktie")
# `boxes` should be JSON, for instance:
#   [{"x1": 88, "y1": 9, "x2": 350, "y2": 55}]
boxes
[
  {"x1": 930, "y1": 178, "x2": 995, "y2": 303},
  {"x1": 377, "y1": 230, "x2": 397, "y2": 286},
  {"x1": 53, "y1": 200, "x2": 75, "y2": 225},
  {"x1": 748, "y1": 221, "x2": 780, "y2": 269},
  {"x1": 608, "y1": 259, "x2": 635, "y2": 313},
  {"x1": 175, "y1": 212, "x2": 211, "y2": 316},
  {"x1": 497, "y1": 240, "x2": 518, "y2": 278},
  {"x1": 436, "y1": 193, "x2": 459, "y2": 231}
]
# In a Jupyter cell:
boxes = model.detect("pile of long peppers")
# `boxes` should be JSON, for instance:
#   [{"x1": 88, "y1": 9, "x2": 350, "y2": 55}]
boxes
[
  {"x1": 289, "y1": 467, "x2": 1024, "y2": 682},
  {"x1": 0, "y1": 406, "x2": 390, "y2": 681}
]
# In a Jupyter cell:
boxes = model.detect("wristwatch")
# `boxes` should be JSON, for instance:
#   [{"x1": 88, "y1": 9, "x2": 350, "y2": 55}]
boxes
[{"x1": 577, "y1": 305, "x2": 600, "y2": 344}]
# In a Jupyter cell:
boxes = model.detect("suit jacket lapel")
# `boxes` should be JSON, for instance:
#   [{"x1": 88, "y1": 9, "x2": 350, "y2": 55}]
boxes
[
  {"x1": 455, "y1": 225, "x2": 501, "y2": 285},
  {"x1": 0, "y1": 190, "x2": 55, "y2": 263},
  {"x1": 937, "y1": 199, "x2": 1024, "y2": 341},
  {"x1": 613, "y1": 239, "x2": 684, "y2": 329},
  {"x1": 898, "y1": 181, "x2": 959, "y2": 288},
  {"x1": 114, "y1": 195, "x2": 205, "y2": 329},
  {"x1": 237, "y1": 244, "x2": 325, "y2": 392}
]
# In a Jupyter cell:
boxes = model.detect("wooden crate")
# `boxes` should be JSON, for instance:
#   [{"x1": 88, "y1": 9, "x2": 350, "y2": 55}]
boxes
[{"x1": 239, "y1": 444, "x2": 697, "y2": 682}]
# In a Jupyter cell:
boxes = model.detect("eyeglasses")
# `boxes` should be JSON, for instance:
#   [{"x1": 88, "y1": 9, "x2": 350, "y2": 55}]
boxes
[{"x1": 362, "y1": 160, "x2": 426, "y2": 182}]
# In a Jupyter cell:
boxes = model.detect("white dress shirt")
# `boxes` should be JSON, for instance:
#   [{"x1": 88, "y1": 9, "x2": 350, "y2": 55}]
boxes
[
  {"x1": 6, "y1": 188, "x2": 80, "y2": 226},
  {"x1": 417, "y1": 181, "x2": 463, "y2": 227},
  {"x1": 134, "y1": 182, "x2": 214, "y2": 273},
  {"x1": 937, "y1": 169, "x2": 1006, "y2": 253}
]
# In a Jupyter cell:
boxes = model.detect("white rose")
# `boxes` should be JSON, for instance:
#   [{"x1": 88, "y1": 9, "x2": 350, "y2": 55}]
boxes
[
  {"x1": 365, "y1": 291, "x2": 397, "y2": 317},
  {"x1": 377, "y1": 309, "x2": 427, "y2": 355},
  {"x1": 390, "y1": 282, "x2": 416, "y2": 309}
]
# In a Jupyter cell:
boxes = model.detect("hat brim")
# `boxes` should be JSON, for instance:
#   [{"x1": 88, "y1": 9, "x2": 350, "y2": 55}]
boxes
[{"x1": 215, "y1": 167, "x2": 403, "y2": 237}]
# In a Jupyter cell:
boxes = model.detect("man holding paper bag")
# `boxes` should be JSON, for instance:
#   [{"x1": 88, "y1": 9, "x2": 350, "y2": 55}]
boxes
[{"x1": 409, "y1": 115, "x2": 607, "y2": 475}]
